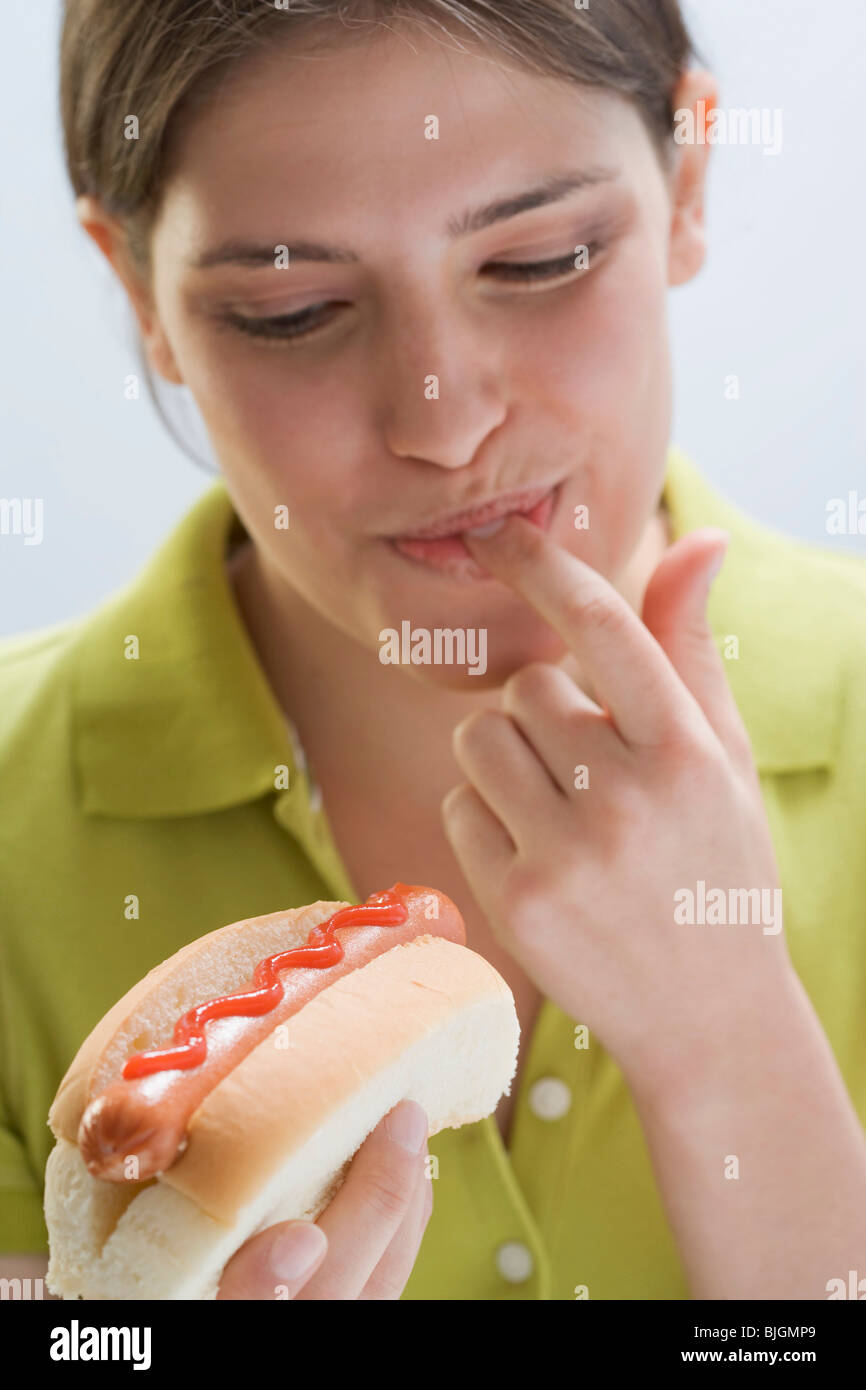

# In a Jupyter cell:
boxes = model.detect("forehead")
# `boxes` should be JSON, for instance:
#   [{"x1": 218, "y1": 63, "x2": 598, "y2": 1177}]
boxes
[{"x1": 157, "y1": 25, "x2": 647, "y2": 245}]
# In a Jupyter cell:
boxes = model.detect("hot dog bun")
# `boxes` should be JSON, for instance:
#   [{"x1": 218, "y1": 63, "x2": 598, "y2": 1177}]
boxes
[{"x1": 44, "y1": 890, "x2": 520, "y2": 1300}]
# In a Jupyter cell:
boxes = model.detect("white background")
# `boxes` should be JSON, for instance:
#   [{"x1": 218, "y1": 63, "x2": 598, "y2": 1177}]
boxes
[{"x1": 1, "y1": 0, "x2": 864, "y2": 635}]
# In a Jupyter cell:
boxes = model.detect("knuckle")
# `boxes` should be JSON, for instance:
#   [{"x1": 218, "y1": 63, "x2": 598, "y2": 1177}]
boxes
[
  {"x1": 673, "y1": 726, "x2": 723, "y2": 770},
  {"x1": 362, "y1": 1163, "x2": 415, "y2": 1224},
  {"x1": 360, "y1": 1248, "x2": 416, "y2": 1301},
  {"x1": 631, "y1": 707, "x2": 712, "y2": 765},
  {"x1": 361, "y1": 1274, "x2": 406, "y2": 1301},
  {"x1": 503, "y1": 661, "x2": 558, "y2": 713},
  {"x1": 452, "y1": 707, "x2": 504, "y2": 754},
  {"x1": 570, "y1": 590, "x2": 630, "y2": 639},
  {"x1": 441, "y1": 780, "x2": 474, "y2": 819},
  {"x1": 649, "y1": 726, "x2": 727, "y2": 791},
  {"x1": 652, "y1": 724, "x2": 705, "y2": 764},
  {"x1": 506, "y1": 861, "x2": 554, "y2": 937},
  {"x1": 676, "y1": 612, "x2": 715, "y2": 649}
]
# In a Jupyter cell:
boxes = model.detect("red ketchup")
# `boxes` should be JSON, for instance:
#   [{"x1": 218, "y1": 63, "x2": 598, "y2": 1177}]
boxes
[{"x1": 121, "y1": 885, "x2": 410, "y2": 1080}]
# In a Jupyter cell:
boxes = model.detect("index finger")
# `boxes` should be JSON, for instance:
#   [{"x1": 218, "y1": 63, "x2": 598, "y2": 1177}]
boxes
[
  {"x1": 294, "y1": 1099, "x2": 428, "y2": 1300},
  {"x1": 464, "y1": 514, "x2": 700, "y2": 746}
]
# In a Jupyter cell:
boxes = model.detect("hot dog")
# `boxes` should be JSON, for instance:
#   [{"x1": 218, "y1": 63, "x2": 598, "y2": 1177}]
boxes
[
  {"x1": 45, "y1": 883, "x2": 520, "y2": 1300},
  {"x1": 76, "y1": 883, "x2": 465, "y2": 1182}
]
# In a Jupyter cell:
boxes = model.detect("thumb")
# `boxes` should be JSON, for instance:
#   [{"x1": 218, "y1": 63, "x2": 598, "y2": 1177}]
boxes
[{"x1": 641, "y1": 527, "x2": 748, "y2": 758}]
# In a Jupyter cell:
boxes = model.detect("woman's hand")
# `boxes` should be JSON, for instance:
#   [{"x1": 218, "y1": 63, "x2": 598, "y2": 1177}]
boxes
[
  {"x1": 217, "y1": 1099, "x2": 431, "y2": 1299},
  {"x1": 442, "y1": 516, "x2": 794, "y2": 1094},
  {"x1": 440, "y1": 514, "x2": 866, "y2": 1300}
]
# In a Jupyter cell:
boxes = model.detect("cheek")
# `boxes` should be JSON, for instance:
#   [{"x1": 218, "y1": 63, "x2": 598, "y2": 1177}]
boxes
[
  {"x1": 179, "y1": 346, "x2": 330, "y2": 475},
  {"x1": 163, "y1": 319, "x2": 384, "y2": 558},
  {"x1": 517, "y1": 253, "x2": 671, "y2": 577},
  {"x1": 521, "y1": 248, "x2": 669, "y2": 427}
]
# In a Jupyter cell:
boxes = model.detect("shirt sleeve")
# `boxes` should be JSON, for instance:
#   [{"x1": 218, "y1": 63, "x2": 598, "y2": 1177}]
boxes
[{"x1": 0, "y1": 1098, "x2": 48, "y2": 1254}]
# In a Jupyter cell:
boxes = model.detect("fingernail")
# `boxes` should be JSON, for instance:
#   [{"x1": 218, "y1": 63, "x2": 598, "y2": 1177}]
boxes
[
  {"x1": 463, "y1": 518, "x2": 507, "y2": 539},
  {"x1": 270, "y1": 1222, "x2": 327, "y2": 1281},
  {"x1": 385, "y1": 1099, "x2": 428, "y2": 1153},
  {"x1": 706, "y1": 535, "x2": 731, "y2": 587}
]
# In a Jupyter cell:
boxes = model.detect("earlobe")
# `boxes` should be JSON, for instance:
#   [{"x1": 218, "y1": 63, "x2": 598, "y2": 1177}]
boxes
[
  {"x1": 147, "y1": 334, "x2": 185, "y2": 387},
  {"x1": 667, "y1": 155, "x2": 708, "y2": 287}
]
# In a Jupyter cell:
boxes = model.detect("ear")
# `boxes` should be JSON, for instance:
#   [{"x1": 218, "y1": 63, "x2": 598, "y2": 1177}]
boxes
[
  {"x1": 76, "y1": 196, "x2": 185, "y2": 385},
  {"x1": 665, "y1": 69, "x2": 720, "y2": 288}
]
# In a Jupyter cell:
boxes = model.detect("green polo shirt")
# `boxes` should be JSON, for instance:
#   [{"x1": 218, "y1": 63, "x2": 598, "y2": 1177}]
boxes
[{"x1": 2, "y1": 447, "x2": 866, "y2": 1299}]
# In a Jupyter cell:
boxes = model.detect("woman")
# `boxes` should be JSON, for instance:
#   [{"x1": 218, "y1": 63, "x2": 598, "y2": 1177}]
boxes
[{"x1": 2, "y1": 0, "x2": 866, "y2": 1301}]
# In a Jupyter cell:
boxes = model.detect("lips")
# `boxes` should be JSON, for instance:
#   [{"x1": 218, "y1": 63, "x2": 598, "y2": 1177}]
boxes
[
  {"x1": 394, "y1": 485, "x2": 556, "y2": 542},
  {"x1": 391, "y1": 486, "x2": 558, "y2": 581}
]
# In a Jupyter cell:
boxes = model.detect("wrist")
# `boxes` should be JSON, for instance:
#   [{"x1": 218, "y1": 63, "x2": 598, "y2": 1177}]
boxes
[{"x1": 618, "y1": 962, "x2": 817, "y2": 1117}]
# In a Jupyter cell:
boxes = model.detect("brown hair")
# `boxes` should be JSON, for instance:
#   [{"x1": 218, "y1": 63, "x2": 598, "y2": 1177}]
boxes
[{"x1": 60, "y1": 0, "x2": 700, "y2": 272}]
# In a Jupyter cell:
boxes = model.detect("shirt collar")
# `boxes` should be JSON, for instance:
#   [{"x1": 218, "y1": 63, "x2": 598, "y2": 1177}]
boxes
[
  {"x1": 71, "y1": 482, "x2": 293, "y2": 818},
  {"x1": 71, "y1": 448, "x2": 841, "y2": 826}
]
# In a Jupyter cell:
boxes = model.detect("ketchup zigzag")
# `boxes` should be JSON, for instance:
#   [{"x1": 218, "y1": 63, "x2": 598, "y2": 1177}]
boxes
[{"x1": 121, "y1": 887, "x2": 410, "y2": 1080}]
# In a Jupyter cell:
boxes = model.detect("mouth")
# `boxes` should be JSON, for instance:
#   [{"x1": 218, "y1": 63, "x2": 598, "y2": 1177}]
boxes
[{"x1": 390, "y1": 483, "x2": 560, "y2": 581}]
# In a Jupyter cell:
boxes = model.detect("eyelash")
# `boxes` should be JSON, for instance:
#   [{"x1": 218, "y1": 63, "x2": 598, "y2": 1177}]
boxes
[{"x1": 223, "y1": 240, "x2": 604, "y2": 343}]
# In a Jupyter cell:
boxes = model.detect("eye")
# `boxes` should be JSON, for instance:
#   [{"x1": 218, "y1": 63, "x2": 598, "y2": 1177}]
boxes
[
  {"x1": 221, "y1": 301, "x2": 344, "y2": 342},
  {"x1": 219, "y1": 238, "x2": 605, "y2": 343},
  {"x1": 483, "y1": 241, "x2": 603, "y2": 285}
]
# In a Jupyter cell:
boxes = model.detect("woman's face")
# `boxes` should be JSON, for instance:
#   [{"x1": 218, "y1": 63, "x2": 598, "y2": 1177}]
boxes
[{"x1": 130, "y1": 27, "x2": 708, "y2": 688}]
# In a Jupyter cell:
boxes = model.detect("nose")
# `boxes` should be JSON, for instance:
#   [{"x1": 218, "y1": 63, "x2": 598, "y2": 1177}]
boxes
[{"x1": 375, "y1": 288, "x2": 508, "y2": 470}]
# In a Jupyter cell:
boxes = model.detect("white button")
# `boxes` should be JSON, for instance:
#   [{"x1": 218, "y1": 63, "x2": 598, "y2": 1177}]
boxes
[
  {"x1": 495, "y1": 1241, "x2": 534, "y2": 1284},
  {"x1": 528, "y1": 1077, "x2": 572, "y2": 1121},
  {"x1": 285, "y1": 718, "x2": 308, "y2": 772},
  {"x1": 286, "y1": 718, "x2": 326, "y2": 814}
]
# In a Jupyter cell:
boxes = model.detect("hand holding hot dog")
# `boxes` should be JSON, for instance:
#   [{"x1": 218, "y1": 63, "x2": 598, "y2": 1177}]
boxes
[
  {"x1": 45, "y1": 887, "x2": 518, "y2": 1299},
  {"x1": 217, "y1": 1100, "x2": 432, "y2": 1300},
  {"x1": 442, "y1": 516, "x2": 795, "y2": 1093}
]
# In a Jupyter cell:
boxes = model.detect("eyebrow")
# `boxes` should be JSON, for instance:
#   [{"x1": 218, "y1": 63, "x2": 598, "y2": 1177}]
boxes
[{"x1": 189, "y1": 165, "x2": 620, "y2": 270}]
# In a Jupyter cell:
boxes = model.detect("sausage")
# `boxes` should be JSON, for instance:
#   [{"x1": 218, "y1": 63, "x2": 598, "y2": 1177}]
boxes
[{"x1": 78, "y1": 884, "x2": 464, "y2": 1182}]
